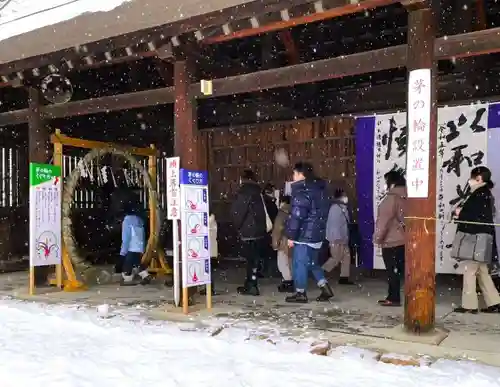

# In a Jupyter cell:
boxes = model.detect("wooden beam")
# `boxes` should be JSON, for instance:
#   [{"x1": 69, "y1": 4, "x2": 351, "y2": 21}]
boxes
[
  {"x1": 404, "y1": 3, "x2": 437, "y2": 333},
  {"x1": 2, "y1": 27, "x2": 500, "y2": 126},
  {"x1": 203, "y1": 0, "x2": 398, "y2": 44},
  {"x1": 49, "y1": 132, "x2": 157, "y2": 156}
]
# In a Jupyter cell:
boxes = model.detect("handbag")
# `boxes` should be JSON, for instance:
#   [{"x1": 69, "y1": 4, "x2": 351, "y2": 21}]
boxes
[
  {"x1": 451, "y1": 231, "x2": 494, "y2": 263},
  {"x1": 261, "y1": 195, "x2": 273, "y2": 233}
]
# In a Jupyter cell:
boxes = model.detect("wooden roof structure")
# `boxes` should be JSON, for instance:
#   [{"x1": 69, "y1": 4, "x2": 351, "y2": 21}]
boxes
[{"x1": 0, "y1": 0, "x2": 393, "y2": 83}]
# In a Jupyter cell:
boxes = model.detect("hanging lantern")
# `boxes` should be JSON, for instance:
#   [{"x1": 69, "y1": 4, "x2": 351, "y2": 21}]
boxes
[{"x1": 40, "y1": 74, "x2": 73, "y2": 104}]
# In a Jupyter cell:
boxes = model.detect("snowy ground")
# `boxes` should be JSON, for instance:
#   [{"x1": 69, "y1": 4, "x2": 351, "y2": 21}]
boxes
[{"x1": 0, "y1": 300, "x2": 499, "y2": 387}]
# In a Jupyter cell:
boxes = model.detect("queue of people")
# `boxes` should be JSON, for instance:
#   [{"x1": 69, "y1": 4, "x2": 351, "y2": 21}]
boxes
[{"x1": 232, "y1": 162, "x2": 338, "y2": 303}]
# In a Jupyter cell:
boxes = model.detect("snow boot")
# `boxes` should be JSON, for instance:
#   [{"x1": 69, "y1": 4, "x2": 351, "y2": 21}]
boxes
[
  {"x1": 286, "y1": 291, "x2": 308, "y2": 303},
  {"x1": 120, "y1": 273, "x2": 138, "y2": 286},
  {"x1": 316, "y1": 283, "x2": 334, "y2": 302},
  {"x1": 237, "y1": 281, "x2": 260, "y2": 296},
  {"x1": 338, "y1": 277, "x2": 356, "y2": 285},
  {"x1": 277, "y1": 280, "x2": 294, "y2": 293},
  {"x1": 138, "y1": 270, "x2": 152, "y2": 285}
]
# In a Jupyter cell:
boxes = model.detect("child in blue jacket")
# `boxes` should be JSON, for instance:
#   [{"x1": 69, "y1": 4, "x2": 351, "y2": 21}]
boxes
[{"x1": 120, "y1": 200, "x2": 151, "y2": 285}]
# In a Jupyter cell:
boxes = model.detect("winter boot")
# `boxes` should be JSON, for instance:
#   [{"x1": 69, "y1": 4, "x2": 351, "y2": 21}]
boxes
[
  {"x1": 285, "y1": 291, "x2": 308, "y2": 303},
  {"x1": 316, "y1": 283, "x2": 334, "y2": 302},
  {"x1": 237, "y1": 281, "x2": 260, "y2": 296},
  {"x1": 137, "y1": 270, "x2": 152, "y2": 285},
  {"x1": 120, "y1": 273, "x2": 138, "y2": 286},
  {"x1": 277, "y1": 280, "x2": 294, "y2": 293},
  {"x1": 338, "y1": 277, "x2": 356, "y2": 285}
]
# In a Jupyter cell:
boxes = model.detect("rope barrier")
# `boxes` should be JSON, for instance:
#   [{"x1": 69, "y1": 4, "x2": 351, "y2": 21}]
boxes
[{"x1": 405, "y1": 216, "x2": 500, "y2": 227}]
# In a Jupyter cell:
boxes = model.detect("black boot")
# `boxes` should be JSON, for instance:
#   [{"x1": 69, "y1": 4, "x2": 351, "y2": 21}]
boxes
[
  {"x1": 277, "y1": 280, "x2": 294, "y2": 293},
  {"x1": 237, "y1": 281, "x2": 260, "y2": 296},
  {"x1": 286, "y1": 291, "x2": 308, "y2": 303},
  {"x1": 338, "y1": 277, "x2": 356, "y2": 285},
  {"x1": 316, "y1": 283, "x2": 334, "y2": 302}
]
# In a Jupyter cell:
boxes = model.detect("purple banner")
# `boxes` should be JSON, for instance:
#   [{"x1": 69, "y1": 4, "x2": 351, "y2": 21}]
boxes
[{"x1": 355, "y1": 116, "x2": 376, "y2": 269}]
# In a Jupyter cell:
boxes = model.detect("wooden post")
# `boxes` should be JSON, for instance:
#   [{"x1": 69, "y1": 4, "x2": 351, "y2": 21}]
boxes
[
  {"x1": 404, "y1": 1, "x2": 437, "y2": 332},
  {"x1": 27, "y1": 87, "x2": 52, "y2": 287},
  {"x1": 174, "y1": 58, "x2": 201, "y2": 313}
]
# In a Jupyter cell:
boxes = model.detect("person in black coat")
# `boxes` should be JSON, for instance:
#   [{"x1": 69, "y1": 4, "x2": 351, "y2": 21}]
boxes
[
  {"x1": 231, "y1": 170, "x2": 267, "y2": 296},
  {"x1": 453, "y1": 166, "x2": 500, "y2": 314}
]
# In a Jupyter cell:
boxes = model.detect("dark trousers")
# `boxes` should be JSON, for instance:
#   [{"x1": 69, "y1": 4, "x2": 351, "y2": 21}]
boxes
[
  {"x1": 241, "y1": 238, "x2": 264, "y2": 285},
  {"x1": 123, "y1": 251, "x2": 145, "y2": 275},
  {"x1": 382, "y1": 245, "x2": 405, "y2": 303}
]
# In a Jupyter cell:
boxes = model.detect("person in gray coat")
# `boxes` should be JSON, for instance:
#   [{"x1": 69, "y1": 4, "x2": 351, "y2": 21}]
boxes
[{"x1": 322, "y1": 188, "x2": 354, "y2": 285}]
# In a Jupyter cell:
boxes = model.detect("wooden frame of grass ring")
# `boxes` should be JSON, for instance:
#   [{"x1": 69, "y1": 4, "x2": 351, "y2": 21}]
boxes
[{"x1": 49, "y1": 129, "x2": 172, "y2": 291}]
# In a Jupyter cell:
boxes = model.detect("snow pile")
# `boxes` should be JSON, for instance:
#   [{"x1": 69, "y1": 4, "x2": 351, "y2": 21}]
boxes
[{"x1": 0, "y1": 300, "x2": 498, "y2": 387}]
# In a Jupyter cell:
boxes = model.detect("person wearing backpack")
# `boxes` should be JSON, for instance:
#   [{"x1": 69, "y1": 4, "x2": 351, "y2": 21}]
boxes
[
  {"x1": 373, "y1": 170, "x2": 406, "y2": 307},
  {"x1": 323, "y1": 188, "x2": 354, "y2": 285}
]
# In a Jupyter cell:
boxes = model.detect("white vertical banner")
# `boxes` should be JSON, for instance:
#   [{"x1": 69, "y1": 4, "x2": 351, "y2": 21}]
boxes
[
  {"x1": 166, "y1": 157, "x2": 180, "y2": 220},
  {"x1": 435, "y1": 104, "x2": 488, "y2": 273},
  {"x1": 372, "y1": 112, "x2": 407, "y2": 269},
  {"x1": 407, "y1": 69, "x2": 432, "y2": 198},
  {"x1": 166, "y1": 157, "x2": 181, "y2": 306}
]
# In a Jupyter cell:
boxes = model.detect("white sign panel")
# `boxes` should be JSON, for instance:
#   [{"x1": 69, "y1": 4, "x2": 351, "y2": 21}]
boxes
[
  {"x1": 166, "y1": 157, "x2": 180, "y2": 220},
  {"x1": 407, "y1": 68, "x2": 432, "y2": 198},
  {"x1": 29, "y1": 163, "x2": 62, "y2": 267},
  {"x1": 180, "y1": 169, "x2": 211, "y2": 288},
  {"x1": 436, "y1": 104, "x2": 488, "y2": 273}
]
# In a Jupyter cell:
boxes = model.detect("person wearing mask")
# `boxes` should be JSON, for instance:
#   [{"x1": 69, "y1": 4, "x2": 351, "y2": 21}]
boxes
[
  {"x1": 120, "y1": 197, "x2": 152, "y2": 286},
  {"x1": 452, "y1": 166, "x2": 500, "y2": 313},
  {"x1": 231, "y1": 170, "x2": 269, "y2": 296},
  {"x1": 323, "y1": 188, "x2": 355, "y2": 285},
  {"x1": 271, "y1": 195, "x2": 293, "y2": 292},
  {"x1": 373, "y1": 170, "x2": 406, "y2": 306},
  {"x1": 285, "y1": 162, "x2": 333, "y2": 303}
]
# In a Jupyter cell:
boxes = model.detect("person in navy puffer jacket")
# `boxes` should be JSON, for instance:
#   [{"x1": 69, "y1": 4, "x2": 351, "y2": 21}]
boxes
[
  {"x1": 285, "y1": 162, "x2": 333, "y2": 303},
  {"x1": 120, "y1": 197, "x2": 152, "y2": 286}
]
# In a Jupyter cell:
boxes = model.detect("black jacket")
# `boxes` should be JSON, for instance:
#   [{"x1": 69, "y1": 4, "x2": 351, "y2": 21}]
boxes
[
  {"x1": 231, "y1": 181, "x2": 267, "y2": 239},
  {"x1": 457, "y1": 185, "x2": 495, "y2": 236}
]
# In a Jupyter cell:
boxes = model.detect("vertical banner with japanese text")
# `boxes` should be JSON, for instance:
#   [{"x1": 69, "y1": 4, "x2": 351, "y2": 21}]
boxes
[
  {"x1": 166, "y1": 157, "x2": 180, "y2": 220},
  {"x1": 180, "y1": 169, "x2": 211, "y2": 288},
  {"x1": 436, "y1": 104, "x2": 488, "y2": 273},
  {"x1": 407, "y1": 69, "x2": 432, "y2": 198},
  {"x1": 29, "y1": 163, "x2": 62, "y2": 267},
  {"x1": 372, "y1": 112, "x2": 407, "y2": 269}
]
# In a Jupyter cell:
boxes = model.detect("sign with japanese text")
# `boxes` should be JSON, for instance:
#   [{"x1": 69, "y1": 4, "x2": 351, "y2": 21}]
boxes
[
  {"x1": 367, "y1": 103, "x2": 490, "y2": 273},
  {"x1": 29, "y1": 163, "x2": 62, "y2": 267},
  {"x1": 407, "y1": 69, "x2": 432, "y2": 198},
  {"x1": 180, "y1": 169, "x2": 211, "y2": 288},
  {"x1": 436, "y1": 104, "x2": 488, "y2": 273},
  {"x1": 166, "y1": 157, "x2": 180, "y2": 220}
]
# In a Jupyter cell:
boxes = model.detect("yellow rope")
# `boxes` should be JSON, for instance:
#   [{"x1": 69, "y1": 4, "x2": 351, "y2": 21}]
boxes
[{"x1": 405, "y1": 216, "x2": 500, "y2": 227}]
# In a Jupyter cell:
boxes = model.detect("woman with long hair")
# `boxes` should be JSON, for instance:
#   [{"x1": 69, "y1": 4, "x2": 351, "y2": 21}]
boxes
[
  {"x1": 452, "y1": 166, "x2": 500, "y2": 313},
  {"x1": 373, "y1": 170, "x2": 406, "y2": 307}
]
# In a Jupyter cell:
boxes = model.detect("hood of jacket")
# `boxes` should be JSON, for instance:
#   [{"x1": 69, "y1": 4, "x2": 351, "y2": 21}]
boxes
[{"x1": 239, "y1": 181, "x2": 262, "y2": 196}]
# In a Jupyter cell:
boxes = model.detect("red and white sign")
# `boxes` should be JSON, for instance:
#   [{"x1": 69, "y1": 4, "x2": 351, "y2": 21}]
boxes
[
  {"x1": 166, "y1": 157, "x2": 180, "y2": 220},
  {"x1": 407, "y1": 68, "x2": 432, "y2": 198}
]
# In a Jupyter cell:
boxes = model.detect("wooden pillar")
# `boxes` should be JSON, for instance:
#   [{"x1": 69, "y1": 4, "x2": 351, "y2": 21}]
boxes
[
  {"x1": 174, "y1": 58, "x2": 203, "y2": 306},
  {"x1": 27, "y1": 87, "x2": 52, "y2": 285},
  {"x1": 404, "y1": 1, "x2": 437, "y2": 332},
  {"x1": 28, "y1": 87, "x2": 51, "y2": 164}
]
